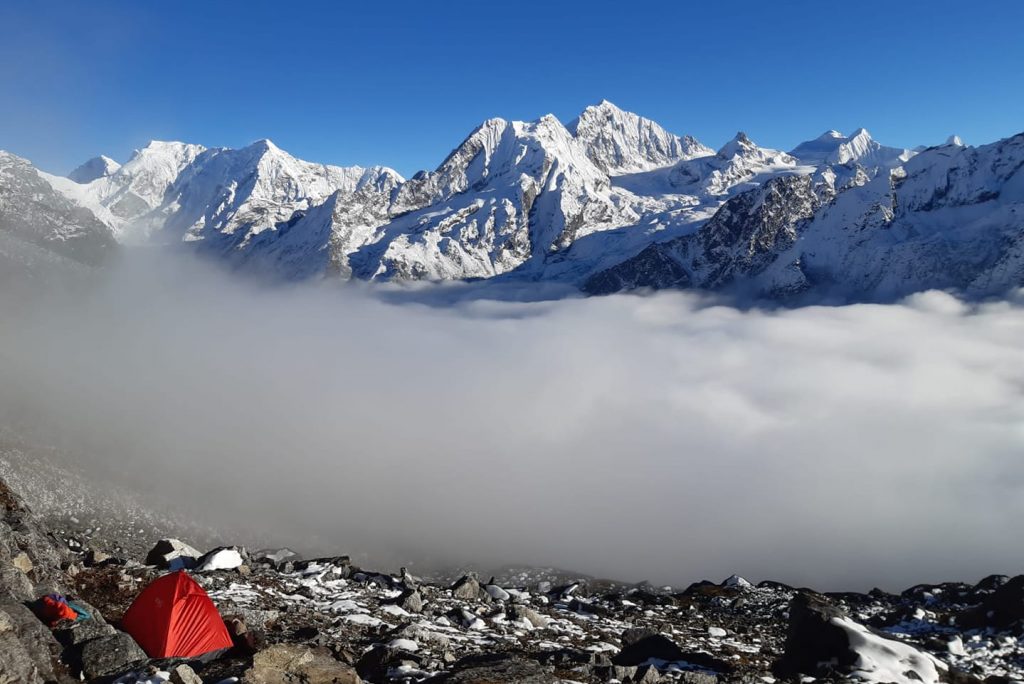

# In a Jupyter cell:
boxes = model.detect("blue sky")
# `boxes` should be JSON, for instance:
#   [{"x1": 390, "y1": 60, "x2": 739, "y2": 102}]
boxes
[{"x1": 1, "y1": 0, "x2": 1022, "y2": 177}]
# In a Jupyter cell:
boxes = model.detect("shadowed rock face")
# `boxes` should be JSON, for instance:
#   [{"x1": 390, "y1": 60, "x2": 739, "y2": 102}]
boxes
[
  {"x1": 774, "y1": 592, "x2": 858, "y2": 676},
  {"x1": 584, "y1": 174, "x2": 823, "y2": 296},
  {"x1": 0, "y1": 151, "x2": 117, "y2": 269}
]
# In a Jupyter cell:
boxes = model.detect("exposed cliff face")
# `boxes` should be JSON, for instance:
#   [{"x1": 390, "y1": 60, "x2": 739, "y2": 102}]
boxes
[
  {"x1": 584, "y1": 174, "x2": 826, "y2": 296},
  {"x1": 0, "y1": 151, "x2": 117, "y2": 286},
  {"x1": 587, "y1": 132, "x2": 1024, "y2": 302}
]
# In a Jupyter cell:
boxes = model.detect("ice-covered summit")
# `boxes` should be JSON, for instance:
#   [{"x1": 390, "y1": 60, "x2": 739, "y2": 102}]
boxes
[
  {"x1": 570, "y1": 99, "x2": 711, "y2": 174},
  {"x1": 68, "y1": 155, "x2": 121, "y2": 184},
  {"x1": 790, "y1": 128, "x2": 913, "y2": 168}
]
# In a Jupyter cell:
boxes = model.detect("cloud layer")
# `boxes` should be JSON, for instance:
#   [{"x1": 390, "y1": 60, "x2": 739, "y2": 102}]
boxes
[{"x1": 2, "y1": 255, "x2": 1023, "y2": 591}]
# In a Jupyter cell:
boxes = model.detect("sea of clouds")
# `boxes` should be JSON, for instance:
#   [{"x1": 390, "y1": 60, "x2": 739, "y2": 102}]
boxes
[{"x1": 1, "y1": 255, "x2": 1022, "y2": 590}]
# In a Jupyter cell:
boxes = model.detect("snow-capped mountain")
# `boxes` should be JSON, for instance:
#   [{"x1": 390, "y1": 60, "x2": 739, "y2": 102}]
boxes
[
  {"x1": 2, "y1": 100, "x2": 1022, "y2": 303},
  {"x1": 668, "y1": 131, "x2": 805, "y2": 198},
  {"x1": 789, "y1": 128, "x2": 913, "y2": 169},
  {"x1": 586, "y1": 132, "x2": 1024, "y2": 301},
  {"x1": 570, "y1": 100, "x2": 712, "y2": 174},
  {"x1": 67, "y1": 155, "x2": 121, "y2": 184},
  {"x1": 348, "y1": 114, "x2": 637, "y2": 280}
]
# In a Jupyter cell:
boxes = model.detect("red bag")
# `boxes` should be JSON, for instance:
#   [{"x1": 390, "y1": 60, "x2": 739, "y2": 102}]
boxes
[{"x1": 40, "y1": 594, "x2": 78, "y2": 626}]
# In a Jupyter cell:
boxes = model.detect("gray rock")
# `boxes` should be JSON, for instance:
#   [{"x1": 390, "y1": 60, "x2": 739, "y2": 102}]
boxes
[
  {"x1": 169, "y1": 663, "x2": 203, "y2": 684},
  {"x1": 0, "y1": 603, "x2": 60, "y2": 683},
  {"x1": 451, "y1": 575, "x2": 482, "y2": 601},
  {"x1": 440, "y1": 655, "x2": 557, "y2": 683},
  {"x1": 0, "y1": 610, "x2": 46, "y2": 684},
  {"x1": 245, "y1": 643, "x2": 362, "y2": 683},
  {"x1": 398, "y1": 588, "x2": 424, "y2": 613},
  {"x1": 679, "y1": 672, "x2": 719, "y2": 684},
  {"x1": 78, "y1": 631, "x2": 147, "y2": 679},
  {"x1": 636, "y1": 665, "x2": 664, "y2": 683},
  {"x1": 254, "y1": 548, "x2": 299, "y2": 567},
  {"x1": 0, "y1": 566, "x2": 34, "y2": 601},
  {"x1": 144, "y1": 538, "x2": 201, "y2": 569},
  {"x1": 507, "y1": 604, "x2": 549, "y2": 628},
  {"x1": 53, "y1": 617, "x2": 116, "y2": 647}
]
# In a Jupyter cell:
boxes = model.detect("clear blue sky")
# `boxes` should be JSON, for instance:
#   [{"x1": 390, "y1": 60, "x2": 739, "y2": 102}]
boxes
[{"x1": 1, "y1": 0, "x2": 1022, "y2": 177}]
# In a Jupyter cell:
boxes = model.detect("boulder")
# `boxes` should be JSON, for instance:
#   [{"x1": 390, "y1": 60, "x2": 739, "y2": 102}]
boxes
[
  {"x1": 961, "y1": 575, "x2": 1024, "y2": 628},
  {"x1": 721, "y1": 574, "x2": 753, "y2": 589},
  {"x1": 774, "y1": 592, "x2": 856, "y2": 676},
  {"x1": 0, "y1": 566, "x2": 34, "y2": 601},
  {"x1": 613, "y1": 632, "x2": 686, "y2": 666},
  {"x1": 357, "y1": 643, "x2": 420, "y2": 682},
  {"x1": 0, "y1": 477, "x2": 70, "y2": 588},
  {"x1": 77, "y1": 631, "x2": 147, "y2": 679},
  {"x1": 168, "y1": 663, "x2": 203, "y2": 684},
  {"x1": 775, "y1": 592, "x2": 945, "y2": 684},
  {"x1": 975, "y1": 574, "x2": 1010, "y2": 592},
  {"x1": 0, "y1": 603, "x2": 61, "y2": 683},
  {"x1": 195, "y1": 545, "x2": 246, "y2": 572},
  {"x1": 483, "y1": 584, "x2": 511, "y2": 601},
  {"x1": 398, "y1": 588, "x2": 424, "y2": 613},
  {"x1": 52, "y1": 617, "x2": 117, "y2": 647},
  {"x1": 507, "y1": 604, "x2": 549, "y2": 628},
  {"x1": 144, "y1": 538, "x2": 200, "y2": 570},
  {"x1": 246, "y1": 643, "x2": 363, "y2": 684},
  {"x1": 614, "y1": 630, "x2": 731, "y2": 672},
  {"x1": 253, "y1": 548, "x2": 300, "y2": 567},
  {"x1": 451, "y1": 574, "x2": 482, "y2": 601},
  {"x1": 439, "y1": 653, "x2": 557, "y2": 683},
  {"x1": 0, "y1": 610, "x2": 46, "y2": 684}
]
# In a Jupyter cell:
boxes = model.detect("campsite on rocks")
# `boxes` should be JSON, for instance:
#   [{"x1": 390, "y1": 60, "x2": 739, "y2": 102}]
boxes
[{"x1": 2, "y1": 471, "x2": 1024, "y2": 683}]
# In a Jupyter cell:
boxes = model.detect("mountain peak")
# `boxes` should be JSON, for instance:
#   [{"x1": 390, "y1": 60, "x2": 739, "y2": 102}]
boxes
[
  {"x1": 570, "y1": 102, "x2": 710, "y2": 174},
  {"x1": 945, "y1": 134, "x2": 964, "y2": 146},
  {"x1": 716, "y1": 132, "x2": 756, "y2": 158},
  {"x1": 68, "y1": 155, "x2": 121, "y2": 184},
  {"x1": 588, "y1": 99, "x2": 625, "y2": 114}
]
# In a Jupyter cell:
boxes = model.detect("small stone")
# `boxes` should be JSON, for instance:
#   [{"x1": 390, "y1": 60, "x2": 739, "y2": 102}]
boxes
[
  {"x1": 85, "y1": 549, "x2": 111, "y2": 566},
  {"x1": 11, "y1": 552, "x2": 33, "y2": 574}
]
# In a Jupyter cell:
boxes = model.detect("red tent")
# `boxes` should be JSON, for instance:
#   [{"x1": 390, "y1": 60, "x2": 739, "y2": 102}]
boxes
[{"x1": 121, "y1": 571, "x2": 233, "y2": 658}]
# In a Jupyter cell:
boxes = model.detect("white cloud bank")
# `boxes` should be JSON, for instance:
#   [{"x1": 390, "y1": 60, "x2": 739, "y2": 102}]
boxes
[{"x1": 1, "y1": 256, "x2": 1023, "y2": 591}]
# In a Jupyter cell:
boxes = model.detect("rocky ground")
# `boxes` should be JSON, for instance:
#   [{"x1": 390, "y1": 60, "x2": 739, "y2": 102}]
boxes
[{"x1": 2, "y1": 468, "x2": 1024, "y2": 684}]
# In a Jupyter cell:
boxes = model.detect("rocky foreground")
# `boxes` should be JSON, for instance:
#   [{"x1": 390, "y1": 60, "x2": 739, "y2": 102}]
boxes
[{"x1": 2, "y1": 474, "x2": 1023, "y2": 684}]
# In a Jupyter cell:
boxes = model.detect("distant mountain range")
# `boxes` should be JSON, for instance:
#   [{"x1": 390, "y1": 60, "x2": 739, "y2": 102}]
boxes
[{"x1": 2, "y1": 100, "x2": 1022, "y2": 302}]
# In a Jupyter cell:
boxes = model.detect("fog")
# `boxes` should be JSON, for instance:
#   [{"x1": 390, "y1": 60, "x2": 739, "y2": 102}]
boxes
[{"x1": 2, "y1": 254, "x2": 1023, "y2": 591}]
